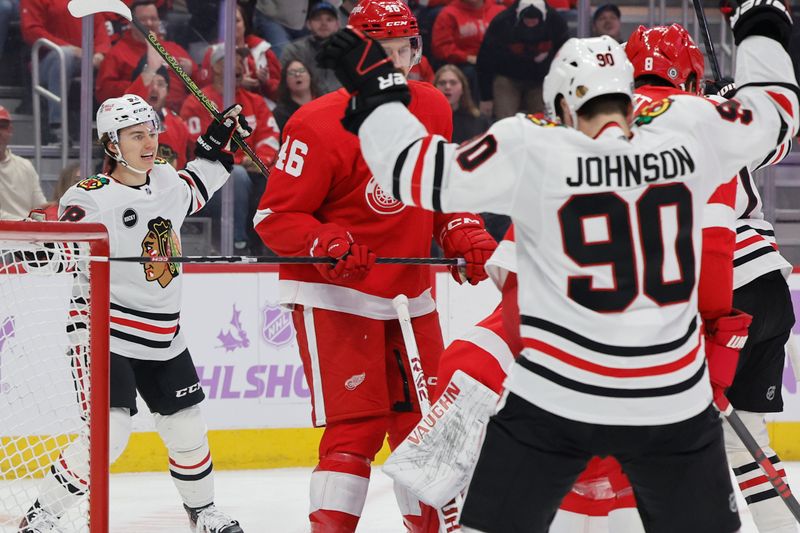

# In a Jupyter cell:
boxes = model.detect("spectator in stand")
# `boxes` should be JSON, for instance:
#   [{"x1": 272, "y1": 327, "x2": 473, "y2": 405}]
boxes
[
  {"x1": 282, "y1": 2, "x2": 342, "y2": 95},
  {"x1": 0, "y1": 106, "x2": 47, "y2": 220},
  {"x1": 128, "y1": 64, "x2": 191, "y2": 169},
  {"x1": 96, "y1": 0, "x2": 194, "y2": 113},
  {"x1": 335, "y1": 0, "x2": 358, "y2": 26},
  {"x1": 273, "y1": 59, "x2": 320, "y2": 133},
  {"x1": 199, "y1": 4, "x2": 282, "y2": 103},
  {"x1": 42, "y1": 162, "x2": 80, "y2": 220},
  {"x1": 20, "y1": 0, "x2": 111, "y2": 138},
  {"x1": 431, "y1": 0, "x2": 504, "y2": 102},
  {"x1": 180, "y1": 44, "x2": 280, "y2": 253},
  {"x1": 592, "y1": 3, "x2": 623, "y2": 42},
  {"x1": 434, "y1": 64, "x2": 489, "y2": 143},
  {"x1": 253, "y1": 0, "x2": 310, "y2": 59},
  {"x1": 477, "y1": 0, "x2": 567, "y2": 119},
  {"x1": 0, "y1": 0, "x2": 19, "y2": 61}
]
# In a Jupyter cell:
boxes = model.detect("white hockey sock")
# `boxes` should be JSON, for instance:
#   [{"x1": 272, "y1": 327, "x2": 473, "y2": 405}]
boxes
[
  {"x1": 155, "y1": 406, "x2": 214, "y2": 509},
  {"x1": 724, "y1": 411, "x2": 797, "y2": 533}
]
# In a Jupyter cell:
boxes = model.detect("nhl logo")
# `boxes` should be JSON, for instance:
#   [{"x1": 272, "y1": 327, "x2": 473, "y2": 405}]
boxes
[
  {"x1": 365, "y1": 176, "x2": 405, "y2": 215},
  {"x1": 766, "y1": 385, "x2": 776, "y2": 401},
  {"x1": 668, "y1": 67, "x2": 679, "y2": 79},
  {"x1": 262, "y1": 304, "x2": 294, "y2": 347}
]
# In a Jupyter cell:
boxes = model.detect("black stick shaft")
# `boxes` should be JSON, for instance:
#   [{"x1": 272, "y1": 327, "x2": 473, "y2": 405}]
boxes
[
  {"x1": 102, "y1": 255, "x2": 463, "y2": 266},
  {"x1": 692, "y1": 0, "x2": 723, "y2": 81},
  {"x1": 129, "y1": 18, "x2": 271, "y2": 176},
  {"x1": 724, "y1": 408, "x2": 800, "y2": 522}
]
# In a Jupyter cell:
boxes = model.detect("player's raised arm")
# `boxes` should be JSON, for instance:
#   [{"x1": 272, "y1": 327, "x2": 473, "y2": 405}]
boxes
[
  {"x1": 699, "y1": 2, "x2": 798, "y2": 179},
  {"x1": 317, "y1": 28, "x2": 526, "y2": 216}
]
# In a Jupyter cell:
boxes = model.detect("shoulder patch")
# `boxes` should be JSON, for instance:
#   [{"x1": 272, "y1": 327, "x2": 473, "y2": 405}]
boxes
[
  {"x1": 154, "y1": 157, "x2": 168, "y2": 165},
  {"x1": 76, "y1": 176, "x2": 111, "y2": 191},
  {"x1": 525, "y1": 115, "x2": 559, "y2": 128},
  {"x1": 635, "y1": 97, "x2": 673, "y2": 126}
]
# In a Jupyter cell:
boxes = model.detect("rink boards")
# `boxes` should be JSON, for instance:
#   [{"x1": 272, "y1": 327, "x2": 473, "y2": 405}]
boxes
[{"x1": 1, "y1": 266, "x2": 798, "y2": 472}]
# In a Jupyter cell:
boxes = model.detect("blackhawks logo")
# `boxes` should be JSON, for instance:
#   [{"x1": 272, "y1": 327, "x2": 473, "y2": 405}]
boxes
[
  {"x1": 141, "y1": 217, "x2": 181, "y2": 288},
  {"x1": 526, "y1": 114, "x2": 559, "y2": 127},
  {"x1": 635, "y1": 97, "x2": 673, "y2": 126},
  {"x1": 77, "y1": 176, "x2": 110, "y2": 191}
]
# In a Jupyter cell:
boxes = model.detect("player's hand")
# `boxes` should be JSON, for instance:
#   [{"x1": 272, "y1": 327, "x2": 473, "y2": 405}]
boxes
[
  {"x1": 309, "y1": 224, "x2": 376, "y2": 283},
  {"x1": 704, "y1": 76, "x2": 736, "y2": 98},
  {"x1": 729, "y1": 0, "x2": 792, "y2": 49},
  {"x1": 705, "y1": 309, "x2": 752, "y2": 410},
  {"x1": 316, "y1": 27, "x2": 411, "y2": 134},
  {"x1": 439, "y1": 216, "x2": 497, "y2": 285},
  {"x1": 194, "y1": 104, "x2": 252, "y2": 170}
]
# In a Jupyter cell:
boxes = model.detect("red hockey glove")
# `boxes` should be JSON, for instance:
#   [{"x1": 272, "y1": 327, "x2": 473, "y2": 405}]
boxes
[
  {"x1": 439, "y1": 217, "x2": 497, "y2": 285},
  {"x1": 705, "y1": 309, "x2": 752, "y2": 410},
  {"x1": 308, "y1": 224, "x2": 376, "y2": 283},
  {"x1": 316, "y1": 27, "x2": 411, "y2": 134}
]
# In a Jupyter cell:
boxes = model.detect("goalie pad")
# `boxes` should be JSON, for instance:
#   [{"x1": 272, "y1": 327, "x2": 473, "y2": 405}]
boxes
[{"x1": 383, "y1": 370, "x2": 499, "y2": 508}]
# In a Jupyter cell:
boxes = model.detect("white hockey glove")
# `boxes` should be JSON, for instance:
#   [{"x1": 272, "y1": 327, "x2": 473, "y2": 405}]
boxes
[{"x1": 383, "y1": 370, "x2": 500, "y2": 508}]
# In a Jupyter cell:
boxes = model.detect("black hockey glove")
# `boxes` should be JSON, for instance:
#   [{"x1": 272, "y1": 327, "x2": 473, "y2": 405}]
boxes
[
  {"x1": 704, "y1": 76, "x2": 737, "y2": 98},
  {"x1": 729, "y1": 0, "x2": 793, "y2": 50},
  {"x1": 316, "y1": 27, "x2": 411, "y2": 134},
  {"x1": 194, "y1": 104, "x2": 252, "y2": 172}
]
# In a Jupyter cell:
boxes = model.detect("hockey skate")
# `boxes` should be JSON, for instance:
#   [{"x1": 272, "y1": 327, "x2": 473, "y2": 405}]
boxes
[
  {"x1": 185, "y1": 503, "x2": 244, "y2": 533},
  {"x1": 18, "y1": 501, "x2": 66, "y2": 533}
]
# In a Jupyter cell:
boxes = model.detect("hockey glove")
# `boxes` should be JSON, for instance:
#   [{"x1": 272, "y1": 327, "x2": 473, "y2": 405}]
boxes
[
  {"x1": 194, "y1": 104, "x2": 252, "y2": 172},
  {"x1": 704, "y1": 76, "x2": 736, "y2": 98},
  {"x1": 729, "y1": 0, "x2": 793, "y2": 50},
  {"x1": 439, "y1": 216, "x2": 497, "y2": 285},
  {"x1": 705, "y1": 309, "x2": 752, "y2": 410},
  {"x1": 316, "y1": 27, "x2": 411, "y2": 134},
  {"x1": 308, "y1": 224, "x2": 376, "y2": 283}
]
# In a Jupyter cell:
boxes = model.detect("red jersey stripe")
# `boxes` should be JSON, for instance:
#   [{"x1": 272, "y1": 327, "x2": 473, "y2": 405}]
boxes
[
  {"x1": 522, "y1": 338, "x2": 701, "y2": 378},
  {"x1": 736, "y1": 234, "x2": 766, "y2": 250},
  {"x1": 111, "y1": 316, "x2": 178, "y2": 335},
  {"x1": 169, "y1": 452, "x2": 211, "y2": 470},
  {"x1": 739, "y1": 470, "x2": 787, "y2": 491}
]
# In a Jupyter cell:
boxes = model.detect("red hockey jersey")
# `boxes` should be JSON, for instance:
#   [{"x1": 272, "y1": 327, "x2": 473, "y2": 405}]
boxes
[{"x1": 254, "y1": 81, "x2": 467, "y2": 320}]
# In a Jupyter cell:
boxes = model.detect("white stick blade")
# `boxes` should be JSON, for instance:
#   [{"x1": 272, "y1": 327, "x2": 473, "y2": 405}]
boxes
[{"x1": 68, "y1": 0, "x2": 132, "y2": 21}]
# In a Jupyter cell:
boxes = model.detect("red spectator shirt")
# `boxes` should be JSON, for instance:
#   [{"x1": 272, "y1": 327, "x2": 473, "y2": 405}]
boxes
[
  {"x1": 253, "y1": 81, "x2": 477, "y2": 319},
  {"x1": 198, "y1": 36, "x2": 282, "y2": 102},
  {"x1": 96, "y1": 31, "x2": 194, "y2": 112},
  {"x1": 21, "y1": 0, "x2": 111, "y2": 53},
  {"x1": 409, "y1": 56, "x2": 435, "y2": 84},
  {"x1": 179, "y1": 85, "x2": 280, "y2": 167},
  {"x1": 432, "y1": 0, "x2": 504, "y2": 64}
]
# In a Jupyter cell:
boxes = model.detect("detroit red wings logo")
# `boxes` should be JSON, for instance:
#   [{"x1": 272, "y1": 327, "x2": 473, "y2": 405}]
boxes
[{"x1": 365, "y1": 176, "x2": 404, "y2": 215}]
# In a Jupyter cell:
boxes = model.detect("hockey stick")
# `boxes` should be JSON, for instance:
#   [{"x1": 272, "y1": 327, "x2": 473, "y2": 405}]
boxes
[
  {"x1": 91, "y1": 255, "x2": 465, "y2": 266},
  {"x1": 393, "y1": 295, "x2": 462, "y2": 533},
  {"x1": 717, "y1": 398, "x2": 800, "y2": 522},
  {"x1": 691, "y1": 0, "x2": 723, "y2": 81},
  {"x1": 67, "y1": 0, "x2": 271, "y2": 176}
]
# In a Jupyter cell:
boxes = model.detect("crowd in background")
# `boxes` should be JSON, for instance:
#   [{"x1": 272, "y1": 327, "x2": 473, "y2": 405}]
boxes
[{"x1": 0, "y1": 0, "x2": 797, "y2": 252}]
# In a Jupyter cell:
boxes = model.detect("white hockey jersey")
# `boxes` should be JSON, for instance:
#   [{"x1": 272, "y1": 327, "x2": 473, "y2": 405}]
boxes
[
  {"x1": 59, "y1": 157, "x2": 230, "y2": 361},
  {"x1": 358, "y1": 36, "x2": 799, "y2": 426}
]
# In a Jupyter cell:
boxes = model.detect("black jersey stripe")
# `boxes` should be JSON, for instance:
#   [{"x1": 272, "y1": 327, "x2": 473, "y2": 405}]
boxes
[
  {"x1": 431, "y1": 140, "x2": 445, "y2": 212},
  {"x1": 739, "y1": 168, "x2": 759, "y2": 219},
  {"x1": 732, "y1": 455, "x2": 781, "y2": 476},
  {"x1": 733, "y1": 246, "x2": 777, "y2": 267},
  {"x1": 182, "y1": 169, "x2": 209, "y2": 203},
  {"x1": 521, "y1": 315, "x2": 697, "y2": 357},
  {"x1": 110, "y1": 302, "x2": 180, "y2": 321},
  {"x1": 736, "y1": 225, "x2": 775, "y2": 237},
  {"x1": 745, "y1": 488, "x2": 781, "y2": 505},
  {"x1": 393, "y1": 139, "x2": 418, "y2": 200},
  {"x1": 516, "y1": 358, "x2": 706, "y2": 398},
  {"x1": 169, "y1": 463, "x2": 213, "y2": 481},
  {"x1": 110, "y1": 329, "x2": 175, "y2": 349}
]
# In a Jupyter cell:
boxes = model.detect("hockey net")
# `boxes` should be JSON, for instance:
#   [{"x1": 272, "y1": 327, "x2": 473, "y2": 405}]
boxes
[{"x1": 0, "y1": 222, "x2": 109, "y2": 533}]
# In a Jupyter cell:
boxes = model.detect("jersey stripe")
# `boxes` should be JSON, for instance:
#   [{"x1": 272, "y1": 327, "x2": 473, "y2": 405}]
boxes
[
  {"x1": 410, "y1": 136, "x2": 433, "y2": 207},
  {"x1": 110, "y1": 302, "x2": 180, "y2": 321},
  {"x1": 733, "y1": 246, "x2": 776, "y2": 267},
  {"x1": 110, "y1": 329, "x2": 174, "y2": 349},
  {"x1": 110, "y1": 315, "x2": 178, "y2": 335},
  {"x1": 432, "y1": 140, "x2": 446, "y2": 212},
  {"x1": 393, "y1": 140, "x2": 417, "y2": 200},
  {"x1": 521, "y1": 315, "x2": 697, "y2": 357}
]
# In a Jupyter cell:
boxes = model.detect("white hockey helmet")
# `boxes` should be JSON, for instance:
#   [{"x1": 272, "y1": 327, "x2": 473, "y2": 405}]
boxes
[
  {"x1": 96, "y1": 94, "x2": 160, "y2": 174},
  {"x1": 96, "y1": 94, "x2": 160, "y2": 144},
  {"x1": 543, "y1": 36, "x2": 634, "y2": 127}
]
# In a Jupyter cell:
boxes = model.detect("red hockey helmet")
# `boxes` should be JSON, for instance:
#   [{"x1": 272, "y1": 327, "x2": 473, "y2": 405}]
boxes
[
  {"x1": 626, "y1": 24, "x2": 705, "y2": 95},
  {"x1": 349, "y1": 0, "x2": 422, "y2": 65}
]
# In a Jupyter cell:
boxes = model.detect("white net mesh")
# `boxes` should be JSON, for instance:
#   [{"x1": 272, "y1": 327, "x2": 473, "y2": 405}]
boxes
[{"x1": 0, "y1": 241, "x2": 96, "y2": 533}]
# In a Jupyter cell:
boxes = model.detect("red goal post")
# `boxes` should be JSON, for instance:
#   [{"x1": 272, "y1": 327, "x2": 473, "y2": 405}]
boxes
[{"x1": 0, "y1": 221, "x2": 109, "y2": 533}]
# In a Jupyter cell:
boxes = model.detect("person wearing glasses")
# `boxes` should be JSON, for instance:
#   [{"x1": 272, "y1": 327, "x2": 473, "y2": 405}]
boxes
[{"x1": 273, "y1": 59, "x2": 320, "y2": 133}]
